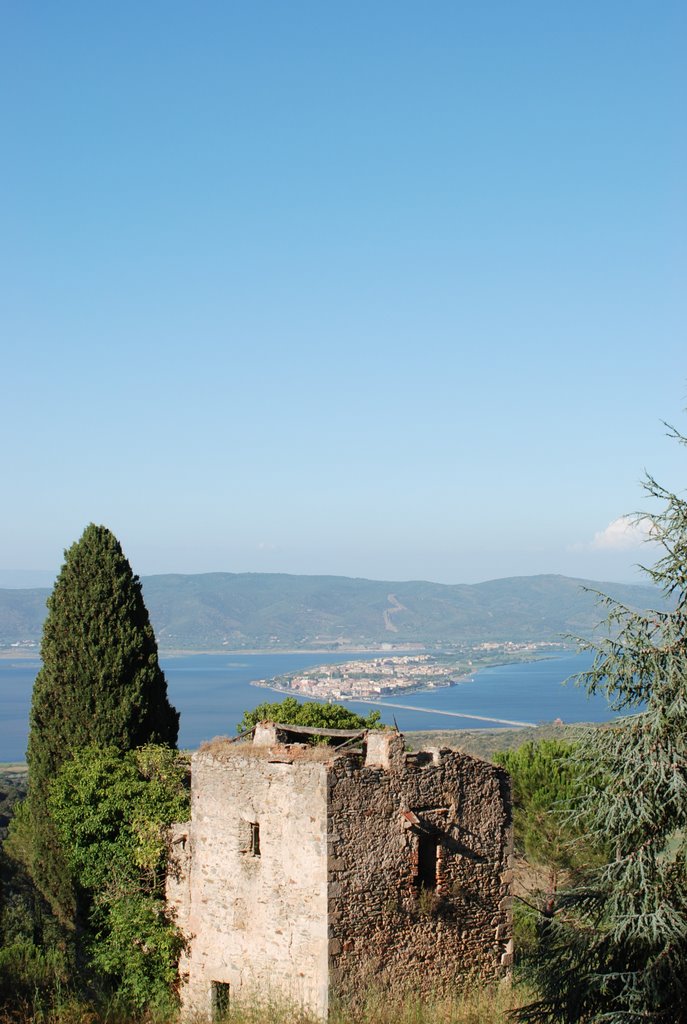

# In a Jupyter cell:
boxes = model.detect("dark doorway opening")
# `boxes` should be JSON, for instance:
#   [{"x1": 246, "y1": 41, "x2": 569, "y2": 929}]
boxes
[
  {"x1": 212, "y1": 981, "x2": 230, "y2": 1021},
  {"x1": 415, "y1": 833, "x2": 438, "y2": 890}
]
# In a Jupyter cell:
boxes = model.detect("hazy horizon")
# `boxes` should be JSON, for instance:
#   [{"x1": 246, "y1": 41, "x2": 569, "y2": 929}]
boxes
[{"x1": 0, "y1": 565, "x2": 653, "y2": 592}]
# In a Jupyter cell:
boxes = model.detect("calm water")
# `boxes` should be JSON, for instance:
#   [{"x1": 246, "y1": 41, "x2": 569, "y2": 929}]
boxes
[{"x1": 0, "y1": 649, "x2": 609, "y2": 763}]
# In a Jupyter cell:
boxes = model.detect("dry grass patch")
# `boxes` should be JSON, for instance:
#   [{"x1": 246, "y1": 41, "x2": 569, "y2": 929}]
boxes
[
  {"x1": 0, "y1": 983, "x2": 533, "y2": 1024},
  {"x1": 198, "y1": 738, "x2": 345, "y2": 763},
  {"x1": 204, "y1": 983, "x2": 531, "y2": 1024}
]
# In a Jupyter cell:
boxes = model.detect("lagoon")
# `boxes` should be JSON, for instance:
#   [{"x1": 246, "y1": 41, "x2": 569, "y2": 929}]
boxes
[{"x1": 0, "y1": 649, "x2": 609, "y2": 763}]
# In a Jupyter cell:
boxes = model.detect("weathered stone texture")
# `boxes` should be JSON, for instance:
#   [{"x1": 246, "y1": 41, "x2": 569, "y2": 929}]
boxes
[
  {"x1": 327, "y1": 741, "x2": 512, "y2": 1001},
  {"x1": 170, "y1": 747, "x2": 329, "y2": 1017},
  {"x1": 170, "y1": 729, "x2": 512, "y2": 1020}
]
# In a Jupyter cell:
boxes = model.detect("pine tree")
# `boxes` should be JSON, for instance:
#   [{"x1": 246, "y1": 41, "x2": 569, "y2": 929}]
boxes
[
  {"x1": 18, "y1": 524, "x2": 179, "y2": 927},
  {"x1": 519, "y1": 426, "x2": 687, "y2": 1023}
]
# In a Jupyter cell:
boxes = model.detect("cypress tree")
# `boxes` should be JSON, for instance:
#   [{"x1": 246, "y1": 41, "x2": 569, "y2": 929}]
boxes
[
  {"x1": 20, "y1": 524, "x2": 179, "y2": 926},
  {"x1": 518, "y1": 426, "x2": 687, "y2": 1023}
]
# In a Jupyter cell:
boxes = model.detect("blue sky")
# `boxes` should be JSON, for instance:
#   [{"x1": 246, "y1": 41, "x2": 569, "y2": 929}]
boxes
[{"x1": 1, "y1": 2, "x2": 685, "y2": 587}]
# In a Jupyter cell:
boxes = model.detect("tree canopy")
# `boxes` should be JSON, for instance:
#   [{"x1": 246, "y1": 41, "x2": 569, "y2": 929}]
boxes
[
  {"x1": 519, "y1": 425, "x2": 687, "y2": 1023},
  {"x1": 237, "y1": 696, "x2": 381, "y2": 736},
  {"x1": 494, "y1": 739, "x2": 590, "y2": 873},
  {"x1": 18, "y1": 524, "x2": 179, "y2": 926},
  {"x1": 49, "y1": 745, "x2": 189, "y2": 1011}
]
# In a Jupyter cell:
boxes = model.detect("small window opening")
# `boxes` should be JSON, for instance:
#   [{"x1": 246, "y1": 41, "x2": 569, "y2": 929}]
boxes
[
  {"x1": 250, "y1": 821, "x2": 260, "y2": 857},
  {"x1": 212, "y1": 981, "x2": 230, "y2": 1022},
  {"x1": 415, "y1": 833, "x2": 438, "y2": 890}
]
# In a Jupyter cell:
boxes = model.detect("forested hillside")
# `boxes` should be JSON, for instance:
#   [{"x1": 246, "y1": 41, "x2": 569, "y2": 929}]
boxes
[{"x1": 0, "y1": 572, "x2": 660, "y2": 651}]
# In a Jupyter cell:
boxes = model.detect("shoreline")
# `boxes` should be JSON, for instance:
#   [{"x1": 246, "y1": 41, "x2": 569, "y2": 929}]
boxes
[
  {"x1": 1, "y1": 644, "x2": 572, "y2": 662},
  {"x1": 250, "y1": 672, "x2": 476, "y2": 702},
  {"x1": 0, "y1": 645, "x2": 420, "y2": 663},
  {"x1": 246, "y1": 648, "x2": 573, "y2": 704},
  {"x1": 158, "y1": 646, "x2": 423, "y2": 658}
]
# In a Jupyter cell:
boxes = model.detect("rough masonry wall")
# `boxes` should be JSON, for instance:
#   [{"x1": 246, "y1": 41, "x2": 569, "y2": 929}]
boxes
[
  {"x1": 171, "y1": 747, "x2": 330, "y2": 1018},
  {"x1": 326, "y1": 744, "x2": 512, "y2": 1001}
]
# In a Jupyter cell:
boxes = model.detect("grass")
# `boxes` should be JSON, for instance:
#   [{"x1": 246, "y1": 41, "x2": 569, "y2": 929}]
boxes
[
  {"x1": 0, "y1": 983, "x2": 532, "y2": 1024},
  {"x1": 329, "y1": 983, "x2": 529, "y2": 1024}
]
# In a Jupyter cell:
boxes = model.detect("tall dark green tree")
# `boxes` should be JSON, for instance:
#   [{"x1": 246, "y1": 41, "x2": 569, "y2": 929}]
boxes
[
  {"x1": 519, "y1": 426, "x2": 687, "y2": 1024},
  {"x1": 16, "y1": 524, "x2": 179, "y2": 927}
]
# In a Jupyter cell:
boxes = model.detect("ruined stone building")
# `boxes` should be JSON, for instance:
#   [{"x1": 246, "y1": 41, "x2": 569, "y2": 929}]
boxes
[{"x1": 168, "y1": 723, "x2": 513, "y2": 1020}]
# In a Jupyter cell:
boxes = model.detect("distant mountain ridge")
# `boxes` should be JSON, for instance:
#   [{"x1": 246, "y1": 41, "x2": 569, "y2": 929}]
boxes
[{"x1": 0, "y1": 571, "x2": 662, "y2": 652}]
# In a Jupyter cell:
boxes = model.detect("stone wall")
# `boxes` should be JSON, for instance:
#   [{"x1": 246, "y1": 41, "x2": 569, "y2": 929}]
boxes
[
  {"x1": 170, "y1": 745, "x2": 330, "y2": 1018},
  {"x1": 326, "y1": 737, "x2": 512, "y2": 1002},
  {"x1": 169, "y1": 731, "x2": 512, "y2": 1020}
]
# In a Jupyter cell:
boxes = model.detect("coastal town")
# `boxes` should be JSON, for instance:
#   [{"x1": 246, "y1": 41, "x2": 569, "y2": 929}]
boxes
[{"x1": 252, "y1": 640, "x2": 567, "y2": 701}]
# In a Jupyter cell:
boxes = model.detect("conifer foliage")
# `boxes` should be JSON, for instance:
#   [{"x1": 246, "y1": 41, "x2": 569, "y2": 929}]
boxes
[
  {"x1": 21, "y1": 524, "x2": 179, "y2": 925},
  {"x1": 520, "y1": 427, "x2": 687, "y2": 1023}
]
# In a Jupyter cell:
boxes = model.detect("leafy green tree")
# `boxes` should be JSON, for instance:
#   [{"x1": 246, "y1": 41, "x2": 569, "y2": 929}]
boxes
[
  {"x1": 237, "y1": 696, "x2": 381, "y2": 735},
  {"x1": 519, "y1": 425, "x2": 687, "y2": 1024},
  {"x1": 15, "y1": 524, "x2": 179, "y2": 927},
  {"x1": 48, "y1": 745, "x2": 189, "y2": 1012},
  {"x1": 0, "y1": 773, "x2": 69, "y2": 1011}
]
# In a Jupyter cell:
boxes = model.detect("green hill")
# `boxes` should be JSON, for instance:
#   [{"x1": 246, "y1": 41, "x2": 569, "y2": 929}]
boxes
[{"x1": 0, "y1": 571, "x2": 661, "y2": 652}]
